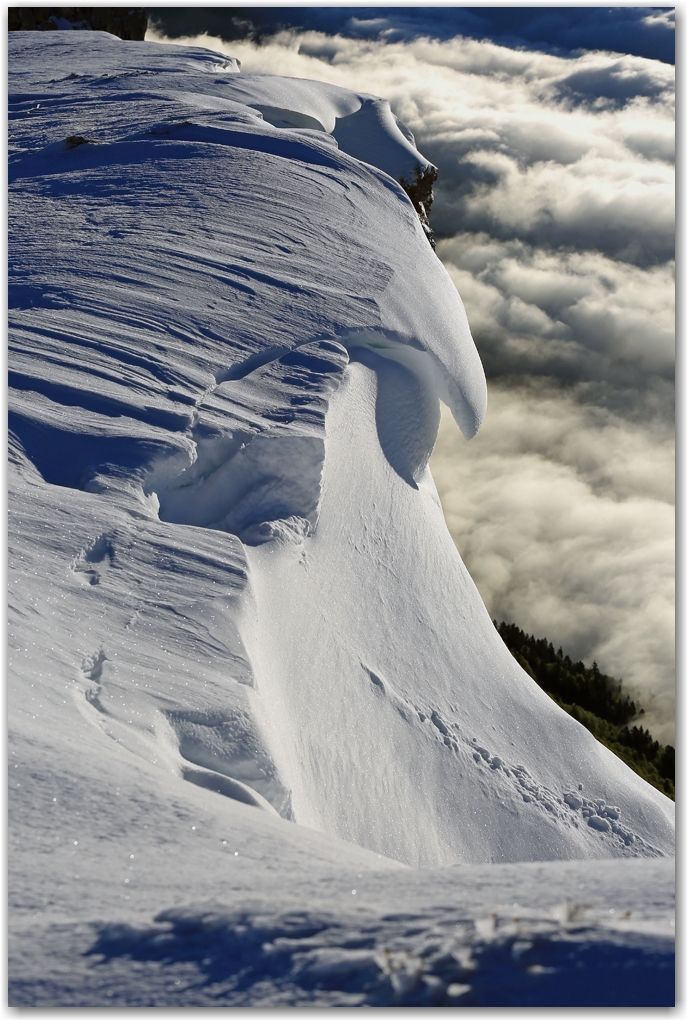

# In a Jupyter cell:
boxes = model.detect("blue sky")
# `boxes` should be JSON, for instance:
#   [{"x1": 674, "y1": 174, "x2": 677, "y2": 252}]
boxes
[{"x1": 147, "y1": 7, "x2": 675, "y2": 63}]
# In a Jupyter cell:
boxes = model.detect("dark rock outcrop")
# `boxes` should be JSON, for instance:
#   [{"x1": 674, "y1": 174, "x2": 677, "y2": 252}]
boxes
[
  {"x1": 399, "y1": 164, "x2": 439, "y2": 249},
  {"x1": 8, "y1": 7, "x2": 147, "y2": 40}
]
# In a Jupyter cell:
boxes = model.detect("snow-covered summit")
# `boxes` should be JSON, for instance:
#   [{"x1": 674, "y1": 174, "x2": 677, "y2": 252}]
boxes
[{"x1": 8, "y1": 33, "x2": 674, "y2": 1000}]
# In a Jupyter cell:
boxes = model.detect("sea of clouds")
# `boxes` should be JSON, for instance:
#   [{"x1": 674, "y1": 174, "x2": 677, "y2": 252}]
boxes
[{"x1": 147, "y1": 14, "x2": 674, "y2": 743}]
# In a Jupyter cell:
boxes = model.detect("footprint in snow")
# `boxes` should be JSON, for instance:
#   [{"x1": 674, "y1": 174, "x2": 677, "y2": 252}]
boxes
[
  {"x1": 82, "y1": 648, "x2": 106, "y2": 683},
  {"x1": 71, "y1": 533, "x2": 114, "y2": 586}
]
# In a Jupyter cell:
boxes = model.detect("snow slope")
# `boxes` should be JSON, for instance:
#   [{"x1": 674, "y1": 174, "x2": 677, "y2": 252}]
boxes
[{"x1": 8, "y1": 32, "x2": 674, "y2": 1005}]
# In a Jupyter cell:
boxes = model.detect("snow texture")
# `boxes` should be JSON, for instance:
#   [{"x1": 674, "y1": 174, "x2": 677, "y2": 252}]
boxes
[{"x1": 8, "y1": 31, "x2": 674, "y2": 1006}]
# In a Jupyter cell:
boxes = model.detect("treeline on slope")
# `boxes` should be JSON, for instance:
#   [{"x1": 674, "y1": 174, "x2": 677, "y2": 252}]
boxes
[{"x1": 496, "y1": 621, "x2": 674, "y2": 800}]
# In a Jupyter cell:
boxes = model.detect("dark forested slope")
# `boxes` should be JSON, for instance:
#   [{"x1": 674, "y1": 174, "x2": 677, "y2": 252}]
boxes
[{"x1": 496, "y1": 622, "x2": 674, "y2": 800}]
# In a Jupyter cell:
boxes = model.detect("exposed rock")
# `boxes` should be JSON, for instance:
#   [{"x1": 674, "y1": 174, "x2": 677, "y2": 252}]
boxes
[
  {"x1": 8, "y1": 7, "x2": 147, "y2": 40},
  {"x1": 64, "y1": 134, "x2": 94, "y2": 148},
  {"x1": 399, "y1": 164, "x2": 439, "y2": 249}
]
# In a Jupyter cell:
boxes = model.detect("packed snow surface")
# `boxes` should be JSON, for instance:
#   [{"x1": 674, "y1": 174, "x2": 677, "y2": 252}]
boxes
[{"x1": 8, "y1": 32, "x2": 673, "y2": 1006}]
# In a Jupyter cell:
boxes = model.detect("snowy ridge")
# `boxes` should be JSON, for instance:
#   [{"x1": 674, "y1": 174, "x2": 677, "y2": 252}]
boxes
[{"x1": 8, "y1": 31, "x2": 673, "y2": 1005}]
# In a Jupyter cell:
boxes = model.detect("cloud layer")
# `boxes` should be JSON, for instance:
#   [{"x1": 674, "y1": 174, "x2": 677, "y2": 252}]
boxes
[
  {"x1": 146, "y1": 25, "x2": 675, "y2": 741},
  {"x1": 432, "y1": 389, "x2": 674, "y2": 744},
  {"x1": 439, "y1": 234, "x2": 674, "y2": 395}
]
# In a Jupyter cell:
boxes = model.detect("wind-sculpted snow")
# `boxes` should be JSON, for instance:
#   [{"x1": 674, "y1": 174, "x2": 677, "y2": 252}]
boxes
[
  {"x1": 8, "y1": 31, "x2": 673, "y2": 1005},
  {"x1": 9, "y1": 855, "x2": 674, "y2": 1006},
  {"x1": 145, "y1": 339, "x2": 349, "y2": 543}
]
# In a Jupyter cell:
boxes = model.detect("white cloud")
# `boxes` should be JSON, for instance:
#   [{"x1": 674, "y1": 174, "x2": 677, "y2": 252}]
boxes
[
  {"x1": 439, "y1": 234, "x2": 675, "y2": 389},
  {"x1": 438, "y1": 148, "x2": 674, "y2": 262},
  {"x1": 642, "y1": 9, "x2": 675, "y2": 31},
  {"x1": 430, "y1": 386, "x2": 674, "y2": 744}
]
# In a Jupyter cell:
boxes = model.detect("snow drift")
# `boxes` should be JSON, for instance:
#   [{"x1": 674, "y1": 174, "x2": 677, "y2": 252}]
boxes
[{"x1": 8, "y1": 30, "x2": 673, "y2": 1006}]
